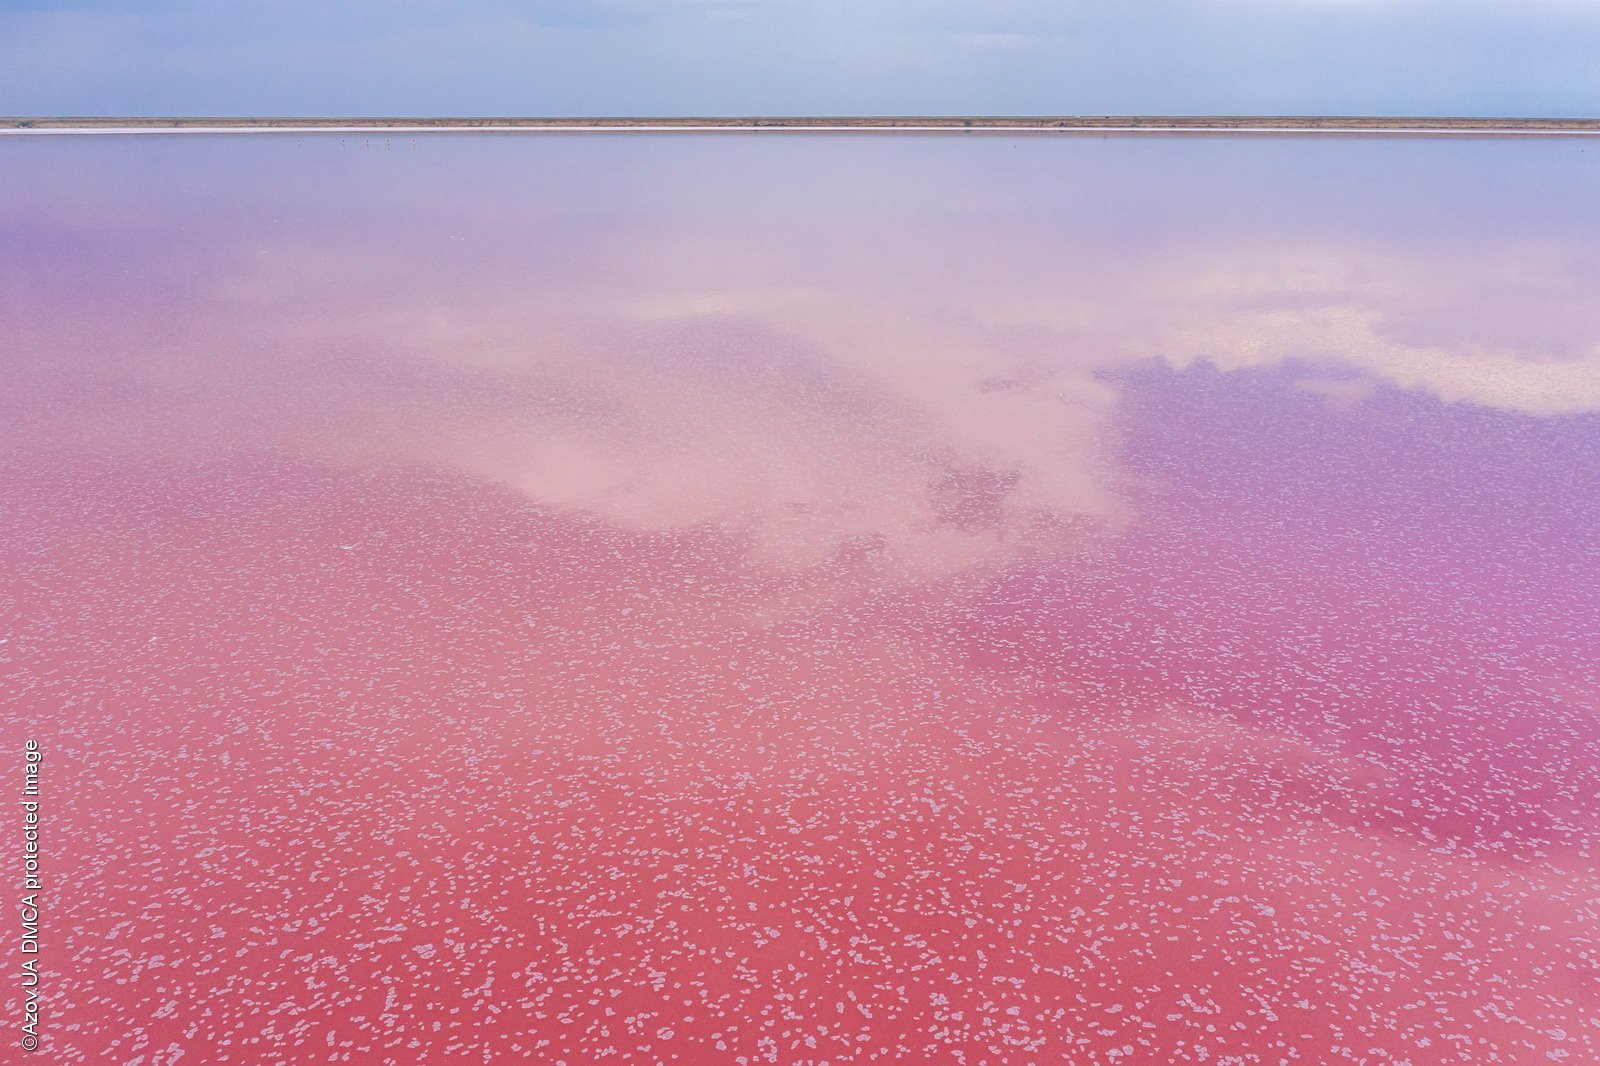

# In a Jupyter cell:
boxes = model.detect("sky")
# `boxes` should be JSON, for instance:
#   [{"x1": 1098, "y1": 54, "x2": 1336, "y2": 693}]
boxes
[{"x1": 2, "y1": 0, "x2": 1600, "y2": 117}]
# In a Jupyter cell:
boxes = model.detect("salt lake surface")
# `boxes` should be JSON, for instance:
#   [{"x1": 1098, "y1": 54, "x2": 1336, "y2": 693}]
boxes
[{"x1": 2, "y1": 133, "x2": 1598, "y2": 1063}]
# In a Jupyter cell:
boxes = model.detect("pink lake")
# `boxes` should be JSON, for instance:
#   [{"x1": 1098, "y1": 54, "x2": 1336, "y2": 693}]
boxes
[{"x1": 2, "y1": 132, "x2": 1599, "y2": 1063}]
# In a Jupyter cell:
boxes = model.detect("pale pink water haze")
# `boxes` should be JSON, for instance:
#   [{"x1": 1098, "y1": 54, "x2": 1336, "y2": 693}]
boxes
[{"x1": 3, "y1": 133, "x2": 1599, "y2": 1064}]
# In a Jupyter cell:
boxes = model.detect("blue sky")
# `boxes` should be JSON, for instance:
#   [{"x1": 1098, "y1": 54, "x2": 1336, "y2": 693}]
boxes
[{"x1": 3, "y1": 0, "x2": 1599, "y2": 117}]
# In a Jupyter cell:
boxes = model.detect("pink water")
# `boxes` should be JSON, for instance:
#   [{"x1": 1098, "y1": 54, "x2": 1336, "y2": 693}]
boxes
[{"x1": 2, "y1": 133, "x2": 1598, "y2": 1063}]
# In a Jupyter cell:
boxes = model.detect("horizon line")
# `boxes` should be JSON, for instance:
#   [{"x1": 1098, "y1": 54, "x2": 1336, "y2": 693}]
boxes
[{"x1": 5, "y1": 114, "x2": 1600, "y2": 137}]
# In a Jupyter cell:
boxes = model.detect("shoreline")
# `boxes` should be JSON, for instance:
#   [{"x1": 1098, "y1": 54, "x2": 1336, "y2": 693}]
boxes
[{"x1": 4, "y1": 115, "x2": 1600, "y2": 136}]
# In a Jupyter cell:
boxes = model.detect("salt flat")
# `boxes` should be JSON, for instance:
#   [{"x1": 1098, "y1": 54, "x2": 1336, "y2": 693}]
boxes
[{"x1": 3, "y1": 130, "x2": 1597, "y2": 1064}]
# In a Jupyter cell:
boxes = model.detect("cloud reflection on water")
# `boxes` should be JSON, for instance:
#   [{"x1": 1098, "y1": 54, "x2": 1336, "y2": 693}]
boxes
[{"x1": 3, "y1": 133, "x2": 1598, "y2": 573}]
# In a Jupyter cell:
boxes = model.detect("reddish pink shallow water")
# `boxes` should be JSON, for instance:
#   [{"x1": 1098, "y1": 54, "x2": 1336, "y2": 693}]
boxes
[{"x1": 2, "y1": 134, "x2": 1599, "y2": 1064}]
